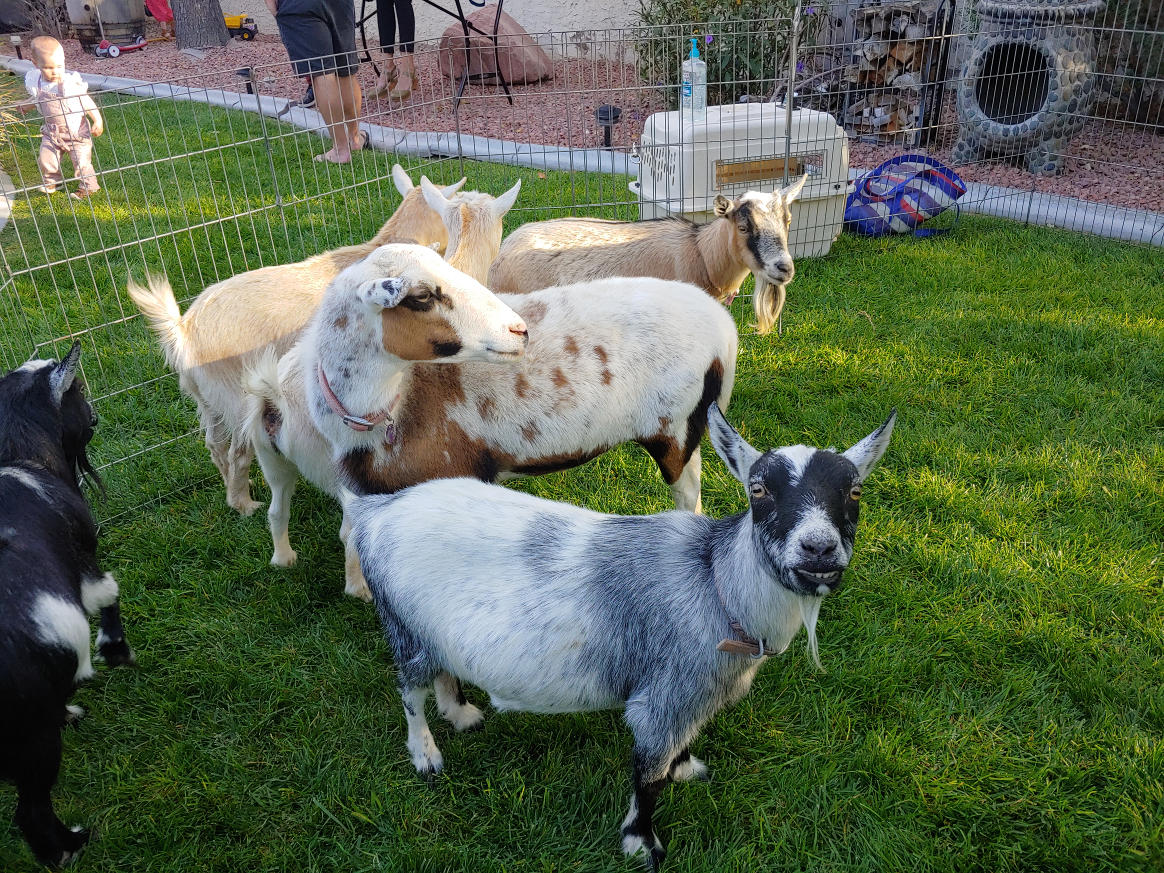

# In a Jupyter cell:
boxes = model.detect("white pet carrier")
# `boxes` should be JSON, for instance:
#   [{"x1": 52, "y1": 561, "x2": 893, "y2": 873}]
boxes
[{"x1": 630, "y1": 104, "x2": 849, "y2": 258}]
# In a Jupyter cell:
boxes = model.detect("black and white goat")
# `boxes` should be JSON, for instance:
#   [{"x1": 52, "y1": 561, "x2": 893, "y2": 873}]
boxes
[
  {"x1": 0, "y1": 343, "x2": 134, "y2": 868},
  {"x1": 349, "y1": 403, "x2": 895, "y2": 869}
]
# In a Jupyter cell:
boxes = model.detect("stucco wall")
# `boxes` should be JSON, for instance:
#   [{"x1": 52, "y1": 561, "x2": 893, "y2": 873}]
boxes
[{"x1": 231, "y1": 0, "x2": 637, "y2": 54}]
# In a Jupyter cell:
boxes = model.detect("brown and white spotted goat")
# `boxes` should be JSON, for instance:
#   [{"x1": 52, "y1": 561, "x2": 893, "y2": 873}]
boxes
[
  {"x1": 128, "y1": 165, "x2": 465, "y2": 516},
  {"x1": 242, "y1": 243, "x2": 738, "y2": 599},
  {"x1": 486, "y1": 178, "x2": 807, "y2": 334}
]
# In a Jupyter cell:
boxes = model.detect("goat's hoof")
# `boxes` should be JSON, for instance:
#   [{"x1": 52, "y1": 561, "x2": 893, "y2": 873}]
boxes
[
  {"x1": 271, "y1": 550, "x2": 298, "y2": 568},
  {"x1": 39, "y1": 826, "x2": 90, "y2": 869},
  {"x1": 416, "y1": 762, "x2": 443, "y2": 785},
  {"x1": 232, "y1": 497, "x2": 263, "y2": 517},
  {"x1": 621, "y1": 830, "x2": 666, "y2": 871},
  {"x1": 97, "y1": 637, "x2": 136, "y2": 667},
  {"x1": 412, "y1": 750, "x2": 444, "y2": 783},
  {"x1": 345, "y1": 580, "x2": 373, "y2": 602}
]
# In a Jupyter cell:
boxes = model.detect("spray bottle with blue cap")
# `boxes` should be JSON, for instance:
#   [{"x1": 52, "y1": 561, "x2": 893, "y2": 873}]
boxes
[{"x1": 680, "y1": 36, "x2": 707, "y2": 122}]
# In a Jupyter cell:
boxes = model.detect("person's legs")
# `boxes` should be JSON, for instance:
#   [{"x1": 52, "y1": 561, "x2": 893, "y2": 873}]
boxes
[
  {"x1": 338, "y1": 71, "x2": 363, "y2": 148},
  {"x1": 68, "y1": 136, "x2": 99, "y2": 195},
  {"x1": 388, "y1": 0, "x2": 416, "y2": 100},
  {"x1": 311, "y1": 72, "x2": 355, "y2": 162},
  {"x1": 37, "y1": 137, "x2": 64, "y2": 192},
  {"x1": 370, "y1": 2, "x2": 398, "y2": 97}
]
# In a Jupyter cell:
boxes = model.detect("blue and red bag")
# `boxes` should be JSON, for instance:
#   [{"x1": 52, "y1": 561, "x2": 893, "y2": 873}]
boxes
[{"x1": 844, "y1": 154, "x2": 967, "y2": 237}]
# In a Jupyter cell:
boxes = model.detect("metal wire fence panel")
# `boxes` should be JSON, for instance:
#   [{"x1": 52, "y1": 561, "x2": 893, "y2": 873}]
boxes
[{"x1": 0, "y1": 7, "x2": 1160, "y2": 517}]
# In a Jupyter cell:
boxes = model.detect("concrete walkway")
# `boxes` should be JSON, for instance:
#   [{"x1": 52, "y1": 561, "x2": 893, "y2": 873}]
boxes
[
  {"x1": 2, "y1": 55, "x2": 1161, "y2": 246},
  {"x1": 0, "y1": 169, "x2": 11, "y2": 234}
]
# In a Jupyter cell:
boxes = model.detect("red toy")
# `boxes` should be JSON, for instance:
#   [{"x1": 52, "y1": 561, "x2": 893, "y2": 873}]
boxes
[{"x1": 95, "y1": 34, "x2": 148, "y2": 58}]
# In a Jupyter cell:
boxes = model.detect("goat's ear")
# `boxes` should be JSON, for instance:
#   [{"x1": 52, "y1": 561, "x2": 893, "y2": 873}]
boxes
[
  {"x1": 708, "y1": 402, "x2": 761, "y2": 484},
  {"x1": 392, "y1": 164, "x2": 413, "y2": 196},
  {"x1": 49, "y1": 341, "x2": 82, "y2": 404},
  {"x1": 441, "y1": 177, "x2": 467, "y2": 197},
  {"x1": 713, "y1": 194, "x2": 733, "y2": 216},
  {"x1": 781, "y1": 174, "x2": 808, "y2": 205},
  {"x1": 842, "y1": 409, "x2": 896, "y2": 481},
  {"x1": 357, "y1": 278, "x2": 408, "y2": 310},
  {"x1": 420, "y1": 176, "x2": 452, "y2": 215},
  {"x1": 492, "y1": 179, "x2": 522, "y2": 219}
]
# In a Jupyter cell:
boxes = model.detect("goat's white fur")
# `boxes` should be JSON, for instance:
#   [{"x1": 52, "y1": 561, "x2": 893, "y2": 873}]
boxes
[
  {"x1": 32, "y1": 594, "x2": 93, "y2": 683},
  {"x1": 80, "y1": 573, "x2": 119, "y2": 615}
]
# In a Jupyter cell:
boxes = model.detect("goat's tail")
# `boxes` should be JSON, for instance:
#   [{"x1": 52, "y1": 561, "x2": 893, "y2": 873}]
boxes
[
  {"x1": 239, "y1": 348, "x2": 284, "y2": 447},
  {"x1": 752, "y1": 276, "x2": 786, "y2": 336},
  {"x1": 127, "y1": 274, "x2": 188, "y2": 371}
]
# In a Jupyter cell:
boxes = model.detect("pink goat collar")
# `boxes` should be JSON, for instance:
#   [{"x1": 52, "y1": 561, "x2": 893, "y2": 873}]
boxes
[{"x1": 316, "y1": 363, "x2": 397, "y2": 442}]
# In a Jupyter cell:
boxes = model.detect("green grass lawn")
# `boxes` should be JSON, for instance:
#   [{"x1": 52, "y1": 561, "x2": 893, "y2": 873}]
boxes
[{"x1": 1, "y1": 78, "x2": 1162, "y2": 872}]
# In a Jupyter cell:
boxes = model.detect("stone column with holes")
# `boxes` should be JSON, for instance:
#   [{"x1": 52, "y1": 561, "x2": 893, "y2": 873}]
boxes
[{"x1": 951, "y1": 0, "x2": 1105, "y2": 176}]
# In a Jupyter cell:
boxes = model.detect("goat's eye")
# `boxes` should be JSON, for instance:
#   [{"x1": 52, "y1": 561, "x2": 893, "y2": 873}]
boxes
[
  {"x1": 849, "y1": 485, "x2": 862, "y2": 501},
  {"x1": 413, "y1": 289, "x2": 433, "y2": 303},
  {"x1": 749, "y1": 482, "x2": 768, "y2": 499}
]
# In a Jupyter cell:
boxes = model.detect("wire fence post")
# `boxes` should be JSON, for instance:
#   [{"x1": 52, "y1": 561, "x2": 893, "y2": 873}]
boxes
[
  {"x1": 783, "y1": 2, "x2": 802, "y2": 187},
  {"x1": 245, "y1": 67, "x2": 285, "y2": 211}
]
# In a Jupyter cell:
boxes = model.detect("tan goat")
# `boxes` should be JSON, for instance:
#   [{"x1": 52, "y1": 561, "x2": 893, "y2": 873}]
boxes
[
  {"x1": 128, "y1": 165, "x2": 466, "y2": 515},
  {"x1": 486, "y1": 178, "x2": 807, "y2": 334},
  {"x1": 420, "y1": 176, "x2": 522, "y2": 281}
]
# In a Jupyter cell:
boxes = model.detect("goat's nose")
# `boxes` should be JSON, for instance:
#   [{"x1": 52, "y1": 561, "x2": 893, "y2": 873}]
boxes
[
  {"x1": 510, "y1": 321, "x2": 529, "y2": 342},
  {"x1": 772, "y1": 258, "x2": 794, "y2": 278},
  {"x1": 799, "y1": 533, "x2": 837, "y2": 558}
]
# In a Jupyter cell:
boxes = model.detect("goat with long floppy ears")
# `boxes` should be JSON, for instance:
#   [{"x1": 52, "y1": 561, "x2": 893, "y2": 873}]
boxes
[
  {"x1": 487, "y1": 178, "x2": 807, "y2": 334},
  {"x1": 0, "y1": 343, "x2": 135, "y2": 868},
  {"x1": 127, "y1": 165, "x2": 466, "y2": 516},
  {"x1": 350, "y1": 403, "x2": 895, "y2": 870}
]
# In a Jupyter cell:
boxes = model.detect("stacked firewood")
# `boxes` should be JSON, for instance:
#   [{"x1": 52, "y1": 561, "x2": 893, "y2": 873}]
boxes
[{"x1": 844, "y1": 0, "x2": 948, "y2": 137}]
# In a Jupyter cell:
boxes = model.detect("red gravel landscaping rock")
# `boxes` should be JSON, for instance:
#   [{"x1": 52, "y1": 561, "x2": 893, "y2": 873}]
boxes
[{"x1": 3, "y1": 23, "x2": 1159, "y2": 212}]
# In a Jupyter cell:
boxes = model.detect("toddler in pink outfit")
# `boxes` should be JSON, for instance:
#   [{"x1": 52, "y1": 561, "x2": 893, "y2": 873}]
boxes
[{"x1": 22, "y1": 36, "x2": 104, "y2": 200}]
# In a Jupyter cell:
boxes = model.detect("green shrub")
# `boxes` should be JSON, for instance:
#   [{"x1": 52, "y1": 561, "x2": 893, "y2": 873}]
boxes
[{"x1": 632, "y1": 1, "x2": 830, "y2": 109}]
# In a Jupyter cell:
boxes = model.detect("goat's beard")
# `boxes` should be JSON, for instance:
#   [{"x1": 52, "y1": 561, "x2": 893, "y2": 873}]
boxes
[
  {"x1": 798, "y1": 596, "x2": 824, "y2": 672},
  {"x1": 751, "y1": 274, "x2": 788, "y2": 336}
]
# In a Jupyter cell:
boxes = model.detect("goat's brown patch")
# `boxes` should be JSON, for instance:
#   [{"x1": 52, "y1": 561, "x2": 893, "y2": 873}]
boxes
[
  {"x1": 522, "y1": 301, "x2": 548, "y2": 325},
  {"x1": 380, "y1": 308, "x2": 461, "y2": 361},
  {"x1": 684, "y1": 358, "x2": 724, "y2": 460},
  {"x1": 602, "y1": 369, "x2": 613, "y2": 385},
  {"x1": 514, "y1": 373, "x2": 531, "y2": 398},
  {"x1": 477, "y1": 397, "x2": 496, "y2": 420},
  {"x1": 564, "y1": 336, "x2": 579, "y2": 357},
  {"x1": 521, "y1": 421, "x2": 540, "y2": 443},
  {"x1": 659, "y1": 416, "x2": 671, "y2": 431},
  {"x1": 510, "y1": 448, "x2": 606, "y2": 477},
  {"x1": 638, "y1": 435, "x2": 684, "y2": 484},
  {"x1": 332, "y1": 315, "x2": 348, "y2": 329},
  {"x1": 593, "y1": 345, "x2": 608, "y2": 364},
  {"x1": 551, "y1": 368, "x2": 569, "y2": 389}
]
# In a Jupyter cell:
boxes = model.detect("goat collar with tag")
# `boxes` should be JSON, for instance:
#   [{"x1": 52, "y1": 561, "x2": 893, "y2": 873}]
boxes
[
  {"x1": 316, "y1": 363, "x2": 397, "y2": 442},
  {"x1": 713, "y1": 570, "x2": 778, "y2": 658}
]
